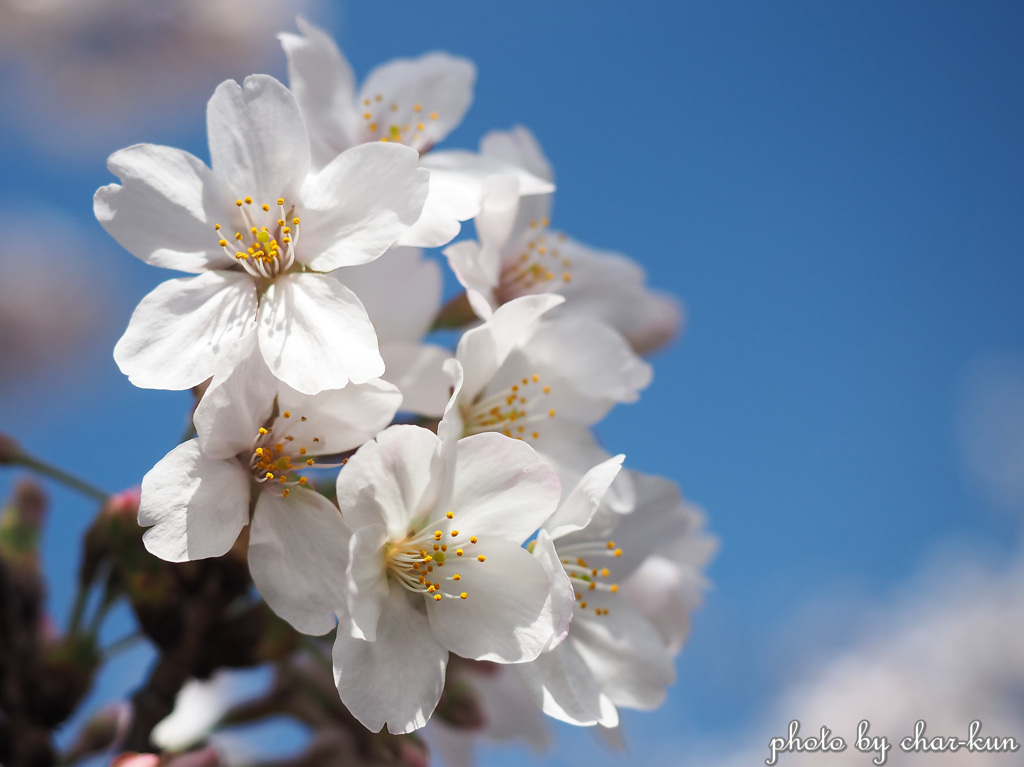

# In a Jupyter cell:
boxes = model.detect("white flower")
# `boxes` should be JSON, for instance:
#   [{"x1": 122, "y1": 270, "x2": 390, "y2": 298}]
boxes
[
  {"x1": 96, "y1": 74, "x2": 428, "y2": 395},
  {"x1": 327, "y1": 425, "x2": 573, "y2": 734},
  {"x1": 445, "y1": 126, "x2": 683, "y2": 354},
  {"x1": 515, "y1": 460, "x2": 713, "y2": 728},
  {"x1": 438, "y1": 294, "x2": 651, "y2": 509},
  {"x1": 139, "y1": 348, "x2": 400, "y2": 641},
  {"x1": 279, "y1": 18, "x2": 552, "y2": 248}
]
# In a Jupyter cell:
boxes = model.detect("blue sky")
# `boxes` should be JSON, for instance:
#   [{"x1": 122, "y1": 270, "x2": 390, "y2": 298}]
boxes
[{"x1": 2, "y1": 1, "x2": 1023, "y2": 764}]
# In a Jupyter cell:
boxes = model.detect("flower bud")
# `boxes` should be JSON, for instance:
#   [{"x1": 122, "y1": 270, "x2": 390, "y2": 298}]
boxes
[
  {"x1": 434, "y1": 678, "x2": 485, "y2": 730},
  {"x1": 0, "y1": 480, "x2": 46, "y2": 566},
  {"x1": 80, "y1": 487, "x2": 141, "y2": 586}
]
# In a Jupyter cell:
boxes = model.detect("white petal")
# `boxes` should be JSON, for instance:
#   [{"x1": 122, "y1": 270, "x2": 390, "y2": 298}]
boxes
[
  {"x1": 428, "y1": 538, "x2": 571, "y2": 663},
  {"x1": 95, "y1": 144, "x2": 232, "y2": 273},
  {"x1": 193, "y1": 334, "x2": 275, "y2": 459},
  {"x1": 344, "y1": 523, "x2": 389, "y2": 640},
  {"x1": 381, "y1": 342, "x2": 453, "y2": 418},
  {"x1": 277, "y1": 379, "x2": 402, "y2": 455},
  {"x1": 258, "y1": 273, "x2": 383, "y2": 394},
  {"x1": 207, "y1": 75, "x2": 310, "y2": 203},
  {"x1": 357, "y1": 53, "x2": 475, "y2": 152},
  {"x1": 570, "y1": 602, "x2": 675, "y2": 710},
  {"x1": 530, "y1": 529, "x2": 576, "y2": 653},
  {"x1": 480, "y1": 126, "x2": 553, "y2": 185},
  {"x1": 514, "y1": 641, "x2": 617, "y2": 728},
  {"x1": 139, "y1": 440, "x2": 250, "y2": 562},
  {"x1": 339, "y1": 246, "x2": 441, "y2": 343},
  {"x1": 333, "y1": 587, "x2": 448, "y2": 734},
  {"x1": 114, "y1": 271, "x2": 257, "y2": 390},
  {"x1": 447, "y1": 432, "x2": 560, "y2": 542},
  {"x1": 336, "y1": 425, "x2": 444, "y2": 537},
  {"x1": 299, "y1": 142, "x2": 428, "y2": 272},
  {"x1": 455, "y1": 294, "x2": 564, "y2": 403},
  {"x1": 248, "y1": 487, "x2": 349, "y2": 636},
  {"x1": 437, "y1": 358, "x2": 466, "y2": 444},
  {"x1": 544, "y1": 456, "x2": 625, "y2": 538},
  {"x1": 443, "y1": 239, "x2": 497, "y2": 319},
  {"x1": 279, "y1": 17, "x2": 359, "y2": 166}
]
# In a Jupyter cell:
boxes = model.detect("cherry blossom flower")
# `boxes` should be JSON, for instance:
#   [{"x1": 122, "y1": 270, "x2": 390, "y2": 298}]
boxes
[
  {"x1": 445, "y1": 126, "x2": 683, "y2": 354},
  {"x1": 96, "y1": 73, "x2": 428, "y2": 394},
  {"x1": 138, "y1": 355, "x2": 400, "y2": 633},
  {"x1": 279, "y1": 18, "x2": 553, "y2": 248},
  {"x1": 438, "y1": 294, "x2": 651, "y2": 509},
  {"x1": 323, "y1": 425, "x2": 573, "y2": 734},
  {"x1": 516, "y1": 460, "x2": 713, "y2": 728}
]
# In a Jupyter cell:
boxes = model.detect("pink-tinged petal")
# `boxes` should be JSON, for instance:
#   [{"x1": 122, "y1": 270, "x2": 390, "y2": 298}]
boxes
[
  {"x1": 207, "y1": 75, "x2": 310, "y2": 204},
  {"x1": 339, "y1": 247, "x2": 441, "y2": 343},
  {"x1": 95, "y1": 144, "x2": 233, "y2": 273},
  {"x1": 514, "y1": 639, "x2": 618, "y2": 728},
  {"x1": 336, "y1": 425, "x2": 445, "y2": 537},
  {"x1": 258, "y1": 273, "x2": 383, "y2": 394},
  {"x1": 381, "y1": 342, "x2": 452, "y2": 418},
  {"x1": 114, "y1": 271, "x2": 257, "y2": 390},
  {"x1": 279, "y1": 17, "x2": 359, "y2": 166},
  {"x1": 570, "y1": 602, "x2": 675, "y2": 710},
  {"x1": 544, "y1": 456, "x2": 624, "y2": 539},
  {"x1": 139, "y1": 440, "x2": 250, "y2": 562},
  {"x1": 428, "y1": 538, "x2": 571, "y2": 663},
  {"x1": 299, "y1": 143, "x2": 428, "y2": 272},
  {"x1": 357, "y1": 53, "x2": 475, "y2": 153},
  {"x1": 277, "y1": 379, "x2": 402, "y2": 455},
  {"x1": 193, "y1": 333, "x2": 274, "y2": 459},
  {"x1": 447, "y1": 432, "x2": 560, "y2": 542},
  {"x1": 333, "y1": 587, "x2": 448, "y2": 734},
  {"x1": 248, "y1": 487, "x2": 349, "y2": 636},
  {"x1": 344, "y1": 523, "x2": 389, "y2": 640},
  {"x1": 455, "y1": 294, "x2": 564, "y2": 402}
]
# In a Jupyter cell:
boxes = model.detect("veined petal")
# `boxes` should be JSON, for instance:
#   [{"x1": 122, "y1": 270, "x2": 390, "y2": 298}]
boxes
[
  {"x1": 381, "y1": 342, "x2": 452, "y2": 419},
  {"x1": 139, "y1": 440, "x2": 250, "y2": 562},
  {"x1": 336, "y1": 425, "x2": 445, "y2": 537},
  {"x1": 279, "y1": 16, "x2": 359, "y2": 166},
  {"x1": 207, "y1": 75, "x2": 310, "y2": 204},
  {"x1": 357, "y1": 53, "x2": 475, "y2": 152},
  {"x1": 570, "y1": 602, "x2": 675, "y2": 710},
  {"x1": 428, "y1": 538, "x2": 571, "y2": 663},
  {"x1": 339, "y1": 246, "x2": 441, "y2": 343},
  {"x1": 258, "y1": 273, "x2": 383, "y2": 394},
  {"x1": 333, "y1": 587, "x2": 448, "y2": 734},
  {"x1": 344, "y1": 523, "x2": 389, "y2": 641},
  {"x1": 248, "y1": 487, "x2": 349, "y2": 636},
  {"x1": 193, "y1": 333, "x2": 275, "y2": 459},
  {"x1": 455, "y1": 294, "x2": 564, "y2": 403},
  {"x1": 544, "y1": 456, "x2": 625, "y2": 539},
  {"x1": 299, "y1": 142, "x2": 428, "y2": 272},
  {"x1": 277, "y1": 379, "x2": 402, "y2": 456},
  {"x1": 447, "y1": 432, "x2": 560, "y2": 542},
  {"x1": 95, "y1": 144, "x2": 233, "y2": 273},
  {"x1": 114, "y1": 271, "x2": 257, "y2": 390}
]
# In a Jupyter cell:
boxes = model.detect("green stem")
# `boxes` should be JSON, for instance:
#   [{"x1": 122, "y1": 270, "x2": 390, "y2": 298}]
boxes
[
  {"x1": 68, "y1": 585, "x2": 89, "y2": 635},
  {"x1": 12, "y1": 452, "x2": 108, "y2": 502}
]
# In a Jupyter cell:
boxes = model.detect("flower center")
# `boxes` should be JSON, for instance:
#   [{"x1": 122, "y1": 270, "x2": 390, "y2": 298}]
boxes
[
  {"x1": 360, "y1": 93, "x2": 441, "y2": 152},
  {"x1": 385, "y1": 511, "x2": 483, "y2": 602},
  {"x1": 495, "y1": 222, "x2": 572, "y2": 304},
  {"x1": 462, "y1": 373, "x2": 556, "y2": 442},
  {"x1": 557, "y1": 539, "x2": 622, "y2": 617},
  {"x1": 248, "y1": 410, "x2": 320, "y2": 498},
  {"x1": 214, "y1": 196, "x2": 301, "y2": 281}
]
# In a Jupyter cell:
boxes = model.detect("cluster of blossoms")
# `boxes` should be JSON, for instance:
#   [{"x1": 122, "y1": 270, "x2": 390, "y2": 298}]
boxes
[{"x1": 96, "y1": 17, "x2": 713, "y2": 747}]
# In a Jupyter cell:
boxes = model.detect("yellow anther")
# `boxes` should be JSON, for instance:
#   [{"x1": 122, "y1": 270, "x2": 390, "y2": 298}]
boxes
[
  {"x1": 543, "y1": 386, "x2": 551, "y2": 394},
  {"x1": 413, "y1": 103, "x2": 422, "y2": 112},
  {"x1": 427, "y1": 584, "x2": 435, "y2": 592},
  {"x1": 262, "y1": 204, "x2": 270, "y2": 212},
  {"x1": 363, "y1": 98, "x2": 371, "y2": 106},
  {"x1": 433, "y1": 544, "x2": 440, "y2": 551},
  {"x1": 420, "y1": 549, "x2": 428, "y2": 557},
  {"x1": 276, "y1": 197, "x2": 284, "y2": 205},
  {"x1": 477, "y1": 555, "x2": 486, "y2": 562},
  {"x1": 453, "y1": 573, "x2": 461, "y2": 581},
  {"x1": 456, "y1": 549, "x2": 464, "y2": 556},
  {"x1": 430, "y1": 111, "x2": 439, "y2": 119},
  {"x1": 610, "y1": 584, "x2": 619, "y2": 593},
  {"x1": 470, "y1": 537, "x2": 478, "y2": 544},
  {"x1": 446, "y1": 512, "x2": 454, "y2": 519},
  {"x1": 441, "y1": 544, "x2": 447, "y2": 552},
  {"x1": 614, "y1": 549, "x2": 623, "y2": 557},
  {"x1": 218, "y1": 239, "x2": 228, "y2": 247},
  {"x1": 580, "y1": 601, "x2": 588, "y2": 608},
  {"x1": 549, "y1": 409, "x2": 556, "y2": 417},
  {"x1": 292, "y1": 217, "x2": 301, "y2": 225},
  {"x1": 423, "y1": 555, "x2": 433, "y2": 563},
  {"x1": 369, "y1": 122, "x2": 378, "y2": 132},
  {"x1": 607, "y1": 541, "x2": 616, "y2": 549},
  {"x1": 313, "y1": 437, "x2": 320, "y2": 442},
  {"x1": 259, "y1": 427, "x2": 268, "y2": 435},
  {"x1": 434, "y1": 530, "x2": 443, "y2": 540},
  {"x1": 244, "y1": 196, "x2": 253, "y2": 204},
  {"x1": 235, "y1": 233, "x2": 243, "y2": 240},
  {"x1": 434, "y1": 594, "x2": 443, "y2": 601},
  {"x1": 532, "y1": 432, "x2": 539, "y2": 439},
  {"x1": 450, "y1": 530, "x2": 459, "y2": 537},
  {"x1": 236, "y1": 199, "x2": 243, "y2": 206},
  {"x1": 601, "y1": 568, "x2": 610, "y2": 577},
  {"x1": 588, "y1": 582, "x2": 596, "y2": 591},
  {"x1": 460, "y1": 592, "x2": 468, "y2": 599},
  {"x1": 299, "y1": 447, "x2": 307, "y2": 455},
  {"x1": 298, "y1": 477, "x2": 307, "y2": 485},
  {"x1": 417, "y1": 122, "x2": 425, "y2": 130},
  {"x1": 563, "y1": 274, "x2": 572, "y2": 283},
  {"x1": 282, "y1": 488, "x2": 290, "y2": 497},
  {"x1": 255, "y1": 447, "x2": 264, "y2": 456},
  {"x1": 265, "y1": 472, "x2": 274, "y2": 480},
  {"x1": 306, "y1": 458, "x2": 315, "y2": 466}
]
